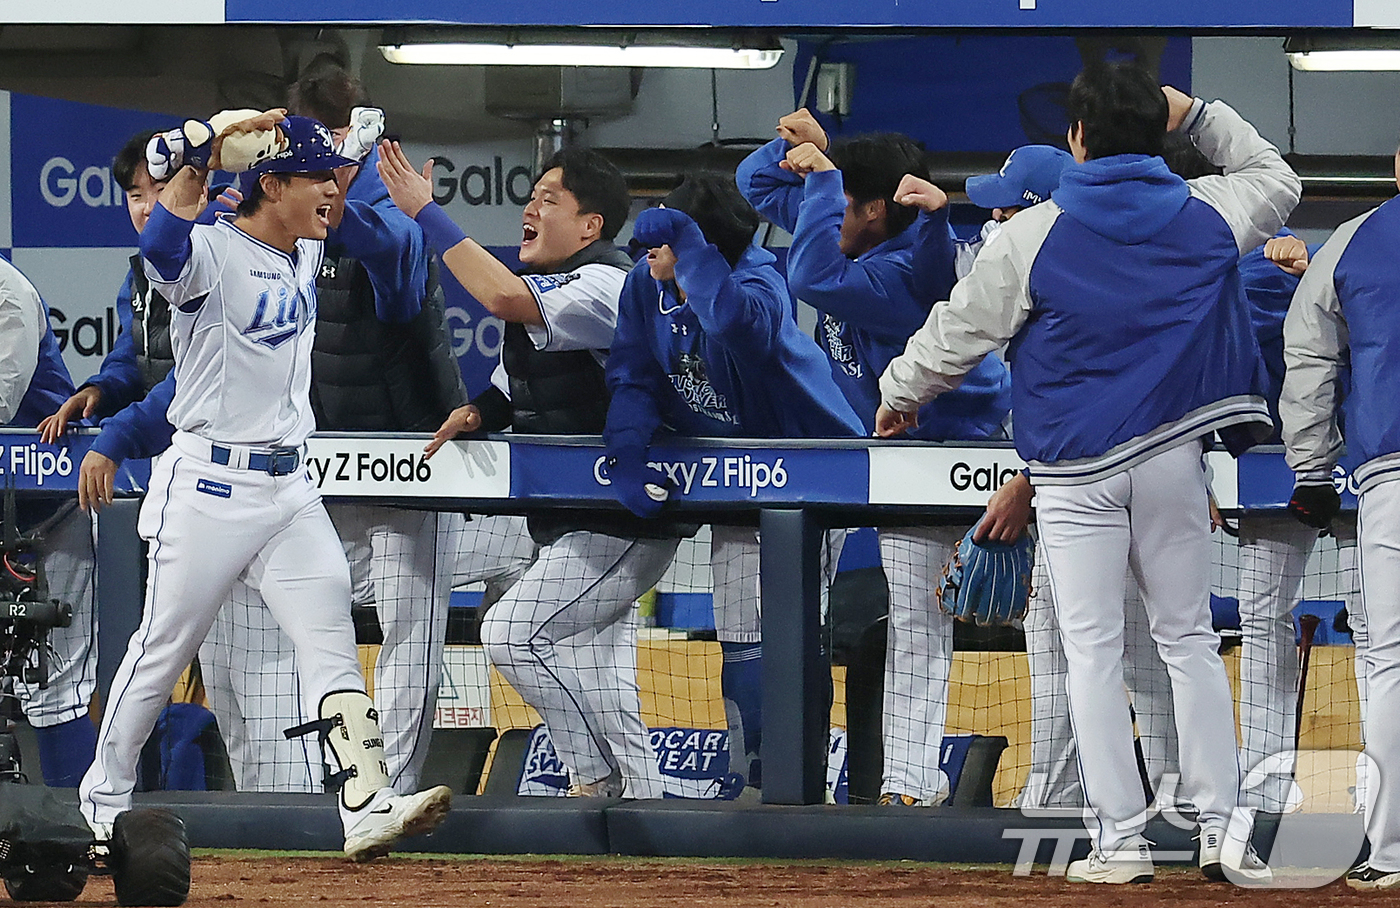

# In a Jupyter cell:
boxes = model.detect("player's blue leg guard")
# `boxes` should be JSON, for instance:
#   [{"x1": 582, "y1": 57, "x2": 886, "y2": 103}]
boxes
[
  {"x1": 720, "y1": 642, "x2": 762, "y2": 789},
  {"x1": 33, "y1": 716, "x2": 97, "y2": 788}
]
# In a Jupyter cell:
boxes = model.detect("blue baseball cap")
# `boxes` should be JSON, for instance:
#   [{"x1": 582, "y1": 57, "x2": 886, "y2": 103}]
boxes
[
  {"x1": 965, "y1": 145, "x2": 1074, "y2": 210},
  {"x1": 238, "y1": 115, "x2": 356, "y2": 196}
]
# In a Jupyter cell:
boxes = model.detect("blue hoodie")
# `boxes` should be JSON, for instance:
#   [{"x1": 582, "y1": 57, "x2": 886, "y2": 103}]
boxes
[
  {"x1": 736, "y1": 137, "x2": 1011, "y2": 440},
  {"x1": 605, "y1": 241, "x2": 864, "y2": 452},
  {"x1": 1006, "y1": 154, "x2": 1271, "y2": 477}
]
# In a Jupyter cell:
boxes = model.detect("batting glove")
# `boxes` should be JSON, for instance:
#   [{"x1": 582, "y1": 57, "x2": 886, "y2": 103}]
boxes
[
  {"x1": 1288, "y1": 481, "x2": 1340, "y2": 529},
  {"x1": 606, "y1": 446, "x2": 671, "y2": 519},
  {"x1": 632, "y1": 207, "x2": 707, "y2": 254},
  {"x1": 145, "y1": 129, "x2": 189, "y2": 181},
  {"x1": 336, "y1": 107, "x2": 386, "y2": 164}
]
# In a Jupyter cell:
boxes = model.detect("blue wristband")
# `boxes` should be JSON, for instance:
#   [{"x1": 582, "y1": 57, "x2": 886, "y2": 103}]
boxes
[{"x1": 414, "y1": 202, "x2": 468, "y2": 255}]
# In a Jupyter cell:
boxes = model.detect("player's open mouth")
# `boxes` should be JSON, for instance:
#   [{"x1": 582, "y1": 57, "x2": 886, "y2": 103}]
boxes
[
  {"x1": 315, "y1": 204, "x2": 332, "y2": 226},
  {"x1": 522, "y1": 224, "x2": 538, "y2": 244}
]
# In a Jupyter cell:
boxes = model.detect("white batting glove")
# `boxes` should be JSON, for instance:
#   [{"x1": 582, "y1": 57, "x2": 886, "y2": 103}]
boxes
[
  {"x1": 336, "y1": 107, "x2": 386, "y2": 164},
  {"x1": 145, "y1": 129, "x2": 188, "y2": 181}
]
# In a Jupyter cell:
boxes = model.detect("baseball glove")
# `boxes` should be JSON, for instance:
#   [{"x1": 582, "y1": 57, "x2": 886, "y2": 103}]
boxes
[{"x1": 936, "y1": 527, "x2": 1034, "y2": 627}]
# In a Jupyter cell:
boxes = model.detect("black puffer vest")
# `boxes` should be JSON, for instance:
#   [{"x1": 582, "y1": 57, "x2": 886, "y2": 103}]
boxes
[
  {"x1": 503, "y1": 240, "x2": 635, "y2": 434},
  {"x1": 310, "y1": 255, "x2": 467, "y2": 431},
  {"x1": 128, "y1": 254, "x2": 175, "y2": 394},
  {"x1": 496, "y1": 240, "x2": 694, "y2": 546}
]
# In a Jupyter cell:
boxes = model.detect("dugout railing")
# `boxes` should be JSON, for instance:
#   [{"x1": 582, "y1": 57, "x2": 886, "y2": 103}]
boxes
[{"x1": 0, "y1": 429, "x2": 1361, "y2": 862}]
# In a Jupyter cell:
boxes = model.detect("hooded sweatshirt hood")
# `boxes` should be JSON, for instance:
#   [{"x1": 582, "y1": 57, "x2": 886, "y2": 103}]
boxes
[{"x1": 1053, "y1": 154, "x2": 1191, "y2": 245}]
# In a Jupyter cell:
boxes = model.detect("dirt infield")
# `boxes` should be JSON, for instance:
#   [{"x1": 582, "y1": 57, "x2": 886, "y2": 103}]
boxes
[{"x1": 53, "y1": 853, "x2": 1393, "y2": 907}]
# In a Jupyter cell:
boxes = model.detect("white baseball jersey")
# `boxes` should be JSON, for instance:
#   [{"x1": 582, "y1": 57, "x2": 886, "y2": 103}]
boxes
[
  {"x1": 489, "y1": 263, "x2": 627, "y2": 395},
  {"x1": 145, "y1": 215, "x2": 321, "y2": 447}
]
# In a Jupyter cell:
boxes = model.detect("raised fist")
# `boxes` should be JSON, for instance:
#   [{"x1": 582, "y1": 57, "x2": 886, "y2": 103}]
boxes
[
  {"x1": 336, "y1": 107, "x2": 386, "y2": 164},
  {"x1": 777, "y1": 108, "x2": 828, "y2": 151},
  {"x1": 780, "y1": 142, "x2": 837, "y2": 177},
  {"x1": 894, "y1": 174, "x2": 948, "y2": 212},
  {"x1": 1264, "y1": 235, "x2": 1310, "y2": 276}
]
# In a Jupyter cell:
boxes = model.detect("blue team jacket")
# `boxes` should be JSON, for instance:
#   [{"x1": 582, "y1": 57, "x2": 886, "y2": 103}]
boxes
[
  {"x1": 82, "y1": 271, "x2": 143, "y2": 416},
  {"x1": 604, "y1": 242, "x2": 864, "y2": 453},
  {"x1": 1238, "y1": 232, "x2": 1319, "y2": 444},
  {"x1": 1326, "y1": 197, "x2": 1400, "y2": 477},
  {"x1": 736, "y1": 137, "x2": 1011, "y2": 440},
  {"x1": 1007, "y1": 154, "x2": 1271, "y2": 479}
]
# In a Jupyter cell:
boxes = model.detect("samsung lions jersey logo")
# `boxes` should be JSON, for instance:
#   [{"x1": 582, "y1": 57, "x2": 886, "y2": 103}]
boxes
[
  {"x1": 243, "y1": 286, "x2": 304, "y2": 349},
  {"x1": 669, "y1": 353, "x2": 736, "y2": 425},
  {"x1": 524, "y1": 273, "x2": 580, "y2": 295},
  {"x1": 822, "y1": 315, "x2": 862, "y2": 378}
]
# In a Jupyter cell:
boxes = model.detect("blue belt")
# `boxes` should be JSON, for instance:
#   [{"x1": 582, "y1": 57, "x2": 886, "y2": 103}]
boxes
[{"x1": 210, "y1": 444, "x2": 302, "y2": 476}]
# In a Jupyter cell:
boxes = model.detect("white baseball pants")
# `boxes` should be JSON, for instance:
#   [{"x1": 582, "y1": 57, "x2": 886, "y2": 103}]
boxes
[
  {"x1": 877, "y1": 526, "x2": 962, "y2": 805},
  {"x1": 481, "y1": 530, "x2": 675, "y2": 798},
  {"x1": 80, "y1": 441, "x2": 366, "y2": 833},
  {"x1": 1235, "y1": 514, "x2": 1318, "y2": 811},
  {"x1": 1035, "y1": 441, "x2": 1241, "y2": 852},
  {"x1": 17, "y1": 505, "x2": 98, "y2": 727},
  {"x1": 1355, "y1": 480, "x2": 1400, "y2": 871},
  {"x1": 1018, "y1": 551, "x2": 1180, "y2": 811}
]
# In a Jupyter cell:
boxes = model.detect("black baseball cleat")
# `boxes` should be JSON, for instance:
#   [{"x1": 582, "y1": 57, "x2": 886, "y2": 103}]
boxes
[{"x1": 1346, "y1": 863, "x2": 1400, "y2": 890}]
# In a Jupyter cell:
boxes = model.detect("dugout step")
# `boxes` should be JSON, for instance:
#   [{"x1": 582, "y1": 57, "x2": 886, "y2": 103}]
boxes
[{"x1": 111, "y1": 791, "x2": 1358, "y2": 866}]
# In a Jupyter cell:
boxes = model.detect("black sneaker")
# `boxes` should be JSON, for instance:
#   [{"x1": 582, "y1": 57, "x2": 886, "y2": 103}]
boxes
[{"x1": 1346, "y1": 863, "x2": 1400, "y2": 890}]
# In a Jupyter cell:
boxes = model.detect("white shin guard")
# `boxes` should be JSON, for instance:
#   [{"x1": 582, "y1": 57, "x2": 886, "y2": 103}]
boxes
[{"x1": 288, "y1": 690, "x2": 391, "y2": 811}]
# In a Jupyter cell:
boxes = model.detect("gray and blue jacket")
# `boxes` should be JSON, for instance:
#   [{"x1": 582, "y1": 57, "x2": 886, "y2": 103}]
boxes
[
  {"x1": 880, "y1": 98, "x2": 1300, "y2": 485},
  {"x1": 1282, "y1": 195, "x2": 1400, "y2": 493}
]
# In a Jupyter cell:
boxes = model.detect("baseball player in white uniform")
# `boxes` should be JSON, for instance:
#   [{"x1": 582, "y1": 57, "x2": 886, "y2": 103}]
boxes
[
  {"x1": 195, "y1": 62, "x2": 534, "y2": 798},
  {"x1": 380, "y1": 141, "x2": 677, "y2": 799},
  {"x1": 877, "y1": 67, "x2": 1298, "y2": 883},
  {"x1": 1280, "y1": 147, "x2": 1400, "y2": 889},
  {"x1": 75, "y1": 110, "x2": 450, "y2": 860}
]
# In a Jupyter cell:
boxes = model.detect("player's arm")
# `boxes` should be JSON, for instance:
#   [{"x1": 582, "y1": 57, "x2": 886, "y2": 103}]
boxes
[
  {"x1": 140, "y1": 164, "x2": 208, "y2": 284},
  {"x1": 734, "y1": 137, "x2": 805, "y2": 234},
  {"x1": 602, "y1": 268, "x2": 672, "y2": 517},
  {"x1": 783, "y1": 167, "x2": 946, "y2": 339},
  {"x1": 376, "y1": 140, "x2": 542, "y2": 326},
  {"x1": 39, "y1": 275, "x2": 142, "y2": 443},
  {"x1": 1170, "y1": 87, "x2": 1303, "y2": 255},
  {"x1": 737, "y1": 106, "x2": 831, "y2": 231},
  {"x1": 331, "y1": 152, "x2": 429, "y2": 323},
  {"x1": 895, "y1": 175, "x2": 960, "y2": 302},
  {"x1": 80, "y1": 372, "x2": 176, "y2": 512},
  {"x1": 604, "y1": 266, "x2": 669, "y2": 452},
  {"x1": 1280, "y1": 216, "x2": 1358, "y2": 485},
  {"x1": 635, "y1": 207, "x2": 786, "y2": 359},
  {"x1": 975, "y1": 472, "x2": 1034, "y2": 543},
  {"x1": 876, "y1": 204, "x2": 1051, "y2": 434},
  {"x1": 0, "y1": 270, "x2": 43, "y2": 425}
]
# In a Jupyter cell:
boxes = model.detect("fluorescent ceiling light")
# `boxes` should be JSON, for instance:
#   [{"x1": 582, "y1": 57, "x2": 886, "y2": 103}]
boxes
[
  {"x1": 1288, "y1": 49, "x2": 1400, "y2": 71},
  {"x1": 380, "y1": 42, "x2": 783, "y2": 69}
]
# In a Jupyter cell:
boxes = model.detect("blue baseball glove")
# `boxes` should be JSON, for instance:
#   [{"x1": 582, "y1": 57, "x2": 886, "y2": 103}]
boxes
[{"x1": 936, "y1": 526, "x2": 1034, "y2": 627}]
